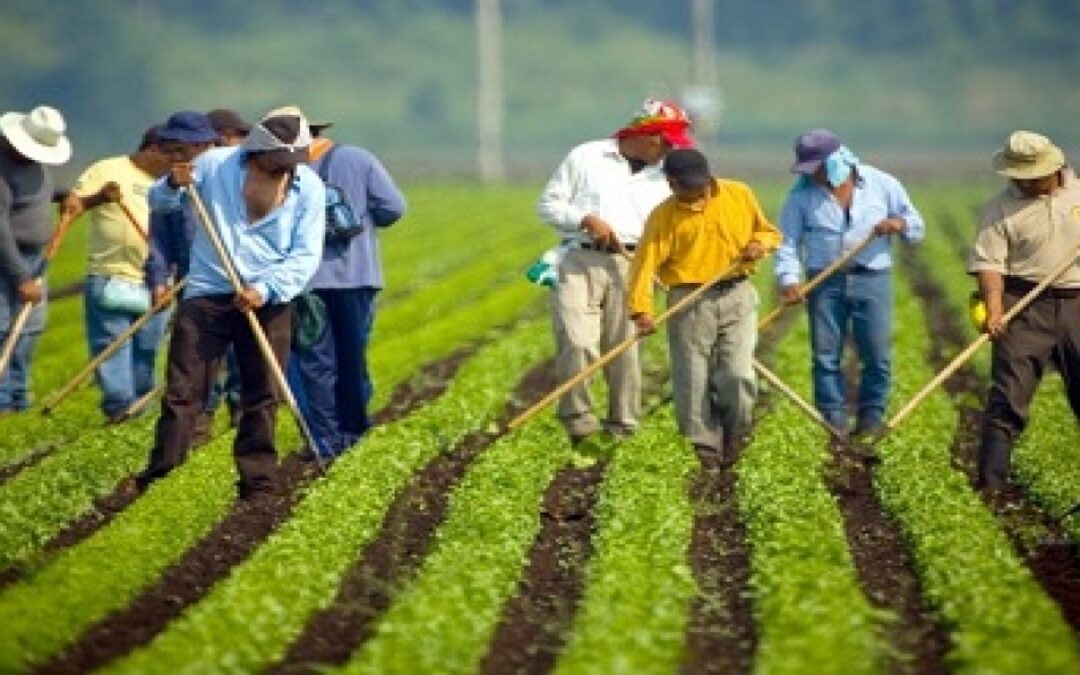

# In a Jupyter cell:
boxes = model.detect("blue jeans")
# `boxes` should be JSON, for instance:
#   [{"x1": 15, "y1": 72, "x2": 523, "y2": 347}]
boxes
[
  {"x1": 0, "y1": 253, "x2": 46, "y2": 412},
  {"x1": 806, "y1": 269, "x2": 892, "y2": 430},
  {"x1": 287, "y1": 287, "x2": 377, "y2": 456},
  {"x1": 84, "y1": 275, "x2": 170, "y2": 417}
]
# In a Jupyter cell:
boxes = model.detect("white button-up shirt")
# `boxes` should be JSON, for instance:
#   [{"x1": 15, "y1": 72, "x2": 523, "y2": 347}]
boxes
[{"x1": 536, "y1": 138, "x2": 671, "y2": 246}]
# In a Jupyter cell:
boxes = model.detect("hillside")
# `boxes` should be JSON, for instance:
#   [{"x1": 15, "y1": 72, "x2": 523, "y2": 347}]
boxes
[{"x1": 2, "y1": 1, "x2": 1076, "y2": 177}]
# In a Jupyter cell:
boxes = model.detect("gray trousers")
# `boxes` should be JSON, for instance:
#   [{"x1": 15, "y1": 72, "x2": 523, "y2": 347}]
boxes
[
  {"x1": 667, "y1": 280, "x2": 758, "y2": 450},
  {"x1": 551, "y1": 247, "x2": 640, "y2": 437}
]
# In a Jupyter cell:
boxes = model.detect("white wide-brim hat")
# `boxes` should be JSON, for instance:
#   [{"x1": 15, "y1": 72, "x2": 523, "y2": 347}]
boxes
[{"x1": 0, "y1": 105, "x2": 72, "y2": 165}]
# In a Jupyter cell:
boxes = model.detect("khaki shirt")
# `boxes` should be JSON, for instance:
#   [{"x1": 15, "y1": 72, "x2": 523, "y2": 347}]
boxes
[{"x1": 969, "y1": 169, "x2": 1080, "y2": 288}]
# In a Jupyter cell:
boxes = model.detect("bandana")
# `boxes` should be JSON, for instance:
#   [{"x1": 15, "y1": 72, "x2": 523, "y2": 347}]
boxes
[
  {"x1": 793, "y1": 145, "x2": 860, "y2": 190},
  {"x1": 613, "y1": 98, "x2": 693, "y2": 148}
]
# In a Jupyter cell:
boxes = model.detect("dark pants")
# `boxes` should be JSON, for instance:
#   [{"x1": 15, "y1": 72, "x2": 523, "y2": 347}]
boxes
[
  {"x1": 288, "y1": 287, "x2": 377, "y2": 457},
  {"x1": 978, "y1": 283, "x2": 1080, "y2": 489},
  {"x1": 138, "y1": 295, "x2": 292, "y2": 495}
]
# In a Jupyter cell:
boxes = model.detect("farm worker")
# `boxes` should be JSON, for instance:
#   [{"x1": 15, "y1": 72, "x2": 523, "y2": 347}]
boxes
[
  {"x1": 61, "y1": 124, "x2": 172, "y2": 423},
  {"x1": 774, "y1": 128, "x2": 924, "y2": 440},
  {"x1": 143, "y1": 110, "x2": 240, "y2": 442},
  {"x1": 203, "y1": 108, "x2": 250, "y2": 429},
  {"x1": 285, "y1": 112, "x2": 406, "y2": 461},
  {"x1": 628, "y1": 148, "x2": 781, "y2": 455},
  {"x1": 0, "y1": 105, "x2": 72, "y2": 414},
  {"x1": 206, "y1": 108, "x2": 252, "y2": 147},
  {"x1": 537, "y1": 98, "x2": 693, "y2": 445},
  {"x1": 135, "y1": 107, "x2": 325, "y2": 500},
  {"x1": 968, "y1": 130, "x2": 1080, "y2": 492}
]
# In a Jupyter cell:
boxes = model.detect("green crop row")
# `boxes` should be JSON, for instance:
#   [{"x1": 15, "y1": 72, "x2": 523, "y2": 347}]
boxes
[
  {"x1": 338, "y1": 418, "x2": 570, "y2": 675},
  {"x1": 335, "y1": 309, "x2": 675, "y2": 673},
  {"x1": 0, "y1": 431, "x2": 239, "y2": 671},
  {"x1": 738, "y1": 316, "x2": 884, "y2": 675},
  {"x1": 1, "y1": 183, "x2": 542, "y2": 465},
  {"x1": 0, "y1": 416, "x2": 153, "y2": 570},
  {"x1": 0, "y1": 272, "x2": 540, "y2": 580},
  {"x1": 379, "y1": 184, "x2": 544, "y2": 301},
  {"x1": 104, "y1": 317, "x2": 552, "y2": 674},
  {"x1": 1013, "y1": 378, "x2": 1080, "y2": 537},
  {"x1": 553, "y1": 407, "x2": 698, "y2": 675},
  {"x1": 869, "y1": 262, "x2": 1080, "y2": 673}
]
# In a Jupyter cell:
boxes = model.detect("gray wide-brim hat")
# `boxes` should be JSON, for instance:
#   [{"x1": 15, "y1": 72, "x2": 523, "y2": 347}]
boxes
[
  {"x1": 992, "y1": 130, "x2": 1065, "y2": 180},
  {"x1": 0, "y1": 105, "x2": 72, "y2": 165}
]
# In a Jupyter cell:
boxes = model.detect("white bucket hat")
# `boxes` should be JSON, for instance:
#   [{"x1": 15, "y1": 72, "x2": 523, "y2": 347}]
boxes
[
  {"x1": 0, "y1": 105, "x2": 72, "y2": 165},
  {"x1": 992, "y1": 130, "x2": 1065, "y2": 180}
]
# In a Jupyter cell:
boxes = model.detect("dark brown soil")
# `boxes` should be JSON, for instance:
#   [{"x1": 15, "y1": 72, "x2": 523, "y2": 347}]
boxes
[
  {"x1": 32, "y1": 348, "x2": 478, "y2": 675},
  {"x1": 681, "y1": 449, "x2": 755, "y2": 675},
  {"x1": 35, "y1": 456, "x2": 309, "y2": 675},
  {"x1": 478, "y1": 462, "x2": 605, "y2": 675},
  {"x1": 680, "y1": 297, "x2": 790, "y2": 674},
  {"x1": 268, "y1": 359, "x2": 556, "y2": 673},
  {"x1": 0, "y1": 443, "x2": 55, "y2": 484},
  {"x1": 757, "y1": 259, "x2": 953, "y2": 673},
  {"x1": 900, "y1": 246, "x2": 1080, "y2": 636},
  {"x1": 824, "y1": 451, "x2": 952, "y2": 674},
  {"x1": 369, "y1": 347, "x2": 473, "y2": 425}
]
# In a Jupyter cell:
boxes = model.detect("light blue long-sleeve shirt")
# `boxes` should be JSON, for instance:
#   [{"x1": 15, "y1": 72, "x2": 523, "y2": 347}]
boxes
[
  {"x1": 149, "y1": 146, "x2": 325, "y2": 304},
  {"x1": 773, "y1": 164, "x2": 924, "y2": 287}
]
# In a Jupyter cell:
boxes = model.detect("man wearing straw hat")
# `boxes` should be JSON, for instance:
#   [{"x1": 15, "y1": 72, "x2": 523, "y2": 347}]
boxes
[
  {"x1": 62, "y1": 124, "x2": 172, "y2": 423},
  {"x1": 135, "y1": 106, "x2": 325, "y2": 499},
  {"x1": 0, "y1": 105, "x2": 72, "y2": 415},
  {"x1": 969, "y1": 130, "x2": 1080, "y2": 493},
  {"x1": 537, "y1": 98, "x2": 693, "y2": 445},
  {"x1": 774, "y1": 128, "x2": 924, "y2": 442}
]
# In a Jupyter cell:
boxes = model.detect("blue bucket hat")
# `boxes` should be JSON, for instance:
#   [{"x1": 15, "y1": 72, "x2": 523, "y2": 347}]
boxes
[{"x1": 158, "y1": 110, "x2": 217, "y2": 144}]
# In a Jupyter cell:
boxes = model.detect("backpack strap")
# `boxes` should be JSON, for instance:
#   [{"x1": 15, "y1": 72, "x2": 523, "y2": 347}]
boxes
[{"x1": 315, "y1": 143, "x2": 342, "y2": 182}]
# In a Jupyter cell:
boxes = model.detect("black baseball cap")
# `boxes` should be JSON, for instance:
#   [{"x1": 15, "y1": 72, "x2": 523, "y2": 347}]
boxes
[{"x1": 663, "y1": 148, "x2": 712, "y2": 189}]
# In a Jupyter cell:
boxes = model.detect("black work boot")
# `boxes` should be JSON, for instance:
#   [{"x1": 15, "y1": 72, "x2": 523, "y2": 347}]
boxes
[{"x1": 976, "y1": 426, "x2": 1013, "y2": 493}]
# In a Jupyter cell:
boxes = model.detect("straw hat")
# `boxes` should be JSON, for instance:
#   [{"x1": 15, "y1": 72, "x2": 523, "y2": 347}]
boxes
[
  {"x1": 0, "y1": 105, "x2": 72, "y2": 165},
  {"x1": 992, "y1": 130, "x2": 1065, "y2": 180}
]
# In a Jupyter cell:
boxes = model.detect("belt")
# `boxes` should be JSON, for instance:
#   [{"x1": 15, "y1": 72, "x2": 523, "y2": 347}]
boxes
[
  {"x1": 674, "y1": 275, "x2": 749, "y2": 293},
  {"x1": 577, "y1": 241, "x2": 637, "y2": 254},
  {"x1": 1004, "y1": 276, "x2": 1080, "y2": 299},
  {"x1": 848, "y1": 264, "x2": 888, "y2": 275}
]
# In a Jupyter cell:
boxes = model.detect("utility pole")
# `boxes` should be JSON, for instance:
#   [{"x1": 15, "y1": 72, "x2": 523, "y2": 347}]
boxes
[
  {"x1": 476, "y1": 0, "x2": 505, "y2": 182},
  {"x1": 685, "y1": 0, "x2": 722, "y2": 144}
]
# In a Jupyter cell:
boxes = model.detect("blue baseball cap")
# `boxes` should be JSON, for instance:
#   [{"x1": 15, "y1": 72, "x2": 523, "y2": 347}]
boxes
[
  {"x1": 790, "y1": 128, "x2": 842, "y2": 174},
  {"x1": 158, "y1": 110, "x2": 217, "y2": 144}
]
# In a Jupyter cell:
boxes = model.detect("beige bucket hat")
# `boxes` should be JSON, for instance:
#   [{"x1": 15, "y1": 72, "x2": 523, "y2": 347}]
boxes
[
  {"x1": 0, "y1": 105, "x2": 72, "y2": 165},
  {"x1": 992, "y1": 130, "x2": 1065, "y2": 180}
]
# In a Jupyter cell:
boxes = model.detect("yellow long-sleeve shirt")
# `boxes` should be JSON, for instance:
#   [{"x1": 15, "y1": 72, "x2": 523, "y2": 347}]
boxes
[{"x1": 628, "y1": 178, "x2": 781, "y2": 317}]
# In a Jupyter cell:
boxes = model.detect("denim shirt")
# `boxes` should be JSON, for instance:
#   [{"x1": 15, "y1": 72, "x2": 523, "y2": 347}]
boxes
[
  {"x1": 773, "y1": 164, "x2": 924, "y2": 287},
  {"x1": 144, "y1": 201, "x2": 194, "y2": 289},
  {"x1": 148, "y1": 146, "x2": 326, "y2": 304}
]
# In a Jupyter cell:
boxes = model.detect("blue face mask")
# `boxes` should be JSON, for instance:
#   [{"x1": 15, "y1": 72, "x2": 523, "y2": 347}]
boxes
[{"x1": 793, "y1": 145, "x2": 860, "y2": 190}]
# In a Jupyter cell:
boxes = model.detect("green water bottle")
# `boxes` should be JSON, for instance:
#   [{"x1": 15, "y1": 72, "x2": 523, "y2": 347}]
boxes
[{"x1": 525, "y1": 245, "x2": 567, "y2": 287}]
